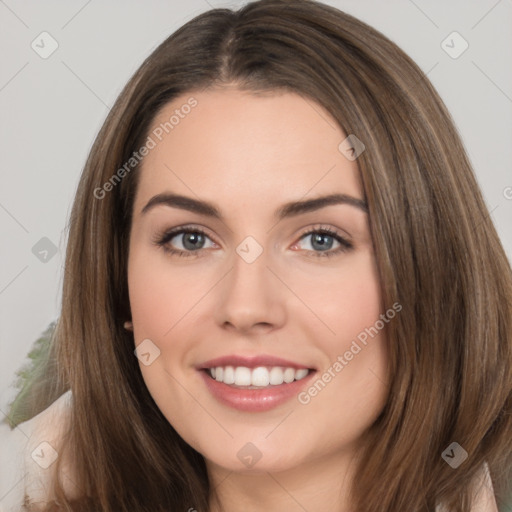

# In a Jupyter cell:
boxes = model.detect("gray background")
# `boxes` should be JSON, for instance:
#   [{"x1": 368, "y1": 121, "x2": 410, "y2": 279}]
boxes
[{"x1": 0, "y1": 0, "x2": 511, "y2": 419}]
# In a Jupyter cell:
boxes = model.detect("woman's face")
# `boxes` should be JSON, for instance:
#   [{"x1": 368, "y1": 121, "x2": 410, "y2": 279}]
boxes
[{"x1": 128, "y1": 88, "x2": 390, "y2": 475}]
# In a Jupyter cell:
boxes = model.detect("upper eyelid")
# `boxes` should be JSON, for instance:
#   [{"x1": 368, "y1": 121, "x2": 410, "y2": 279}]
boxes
[{"x1": 162, "y1": 224, "x2": 218, "y2": 243}]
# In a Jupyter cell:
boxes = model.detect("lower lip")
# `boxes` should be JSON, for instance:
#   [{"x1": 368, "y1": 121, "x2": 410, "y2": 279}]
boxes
[{"x1": 199, "y1": 370, "x2": 316, "y2": 412}]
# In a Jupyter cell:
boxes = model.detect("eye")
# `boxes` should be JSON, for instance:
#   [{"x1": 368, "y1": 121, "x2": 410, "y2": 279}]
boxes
[
  {"x1": 292, "y1": 226, "x2": 353, "y2": 258},
  {"x1": 153, "y1": 225, "x2": 353, "y2": 259},
  {"x1": 153, "y1": 226, "x2": 217, "y2": 258}
]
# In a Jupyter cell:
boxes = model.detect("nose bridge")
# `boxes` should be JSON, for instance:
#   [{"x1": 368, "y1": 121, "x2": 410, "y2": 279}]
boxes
[
  {"x1": 230, "y1": 240, "x2": 269, "y2": 293},
  {"x1": 214, "y1": 237, "x2": 286, "y2": 332}
]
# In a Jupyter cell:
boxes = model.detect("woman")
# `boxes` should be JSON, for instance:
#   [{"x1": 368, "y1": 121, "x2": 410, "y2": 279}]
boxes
[{"x1": 2, "y1": 0, "x2": 511, "y2": 510}]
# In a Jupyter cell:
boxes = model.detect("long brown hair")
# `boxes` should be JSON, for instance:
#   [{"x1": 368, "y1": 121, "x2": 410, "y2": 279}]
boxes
[{"x1": 14, "y1": 0, "x2": 512, "y2": 510}]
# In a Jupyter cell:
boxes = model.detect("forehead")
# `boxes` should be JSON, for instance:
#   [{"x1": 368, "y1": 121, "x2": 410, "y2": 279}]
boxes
[{"x1": 133, "y1": 88, "x2": 363, "y2": 216}]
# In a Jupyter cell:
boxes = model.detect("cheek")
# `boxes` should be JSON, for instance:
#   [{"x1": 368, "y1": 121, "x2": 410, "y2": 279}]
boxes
[
  {"x1": 127, "y1": 247, "x2": 212, "y2": 404},
  {"x1": 330, "y1": 252, "x2": 388, "y2": 389},
  {"x1": 127, "y1": 248, "x2": 199, "y2": 422},
  {"x1": 294, "y1": 250, "x2": 389, "y2": 410},
  {"x1": 337, "y1": 254, "x2": 383, "y2": 340},
  {"x1": 292, "y1": 250, "x2": 383, "y2": 344},
  {"x1": 127, "y1": 247, "x2": 207, "y2": 338}
]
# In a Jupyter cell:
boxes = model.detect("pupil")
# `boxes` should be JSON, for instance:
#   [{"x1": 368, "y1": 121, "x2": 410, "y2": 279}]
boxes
[
  {"x1": 312, "y1": 233, "x2": 333, "y2": 251},
  {"x1": 183, "y1": 233, "x2": 204, "y2": 250}
]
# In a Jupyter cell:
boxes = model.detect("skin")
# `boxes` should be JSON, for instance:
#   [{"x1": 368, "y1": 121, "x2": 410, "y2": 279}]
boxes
[{"x1": 127, "y1": 87, "x2": 390, "y2": 512}]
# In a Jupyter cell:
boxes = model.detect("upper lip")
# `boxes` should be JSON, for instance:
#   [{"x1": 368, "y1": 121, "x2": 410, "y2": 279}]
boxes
[{"x1": 198, "y1": 355, "x2": 314, "y2": 370}]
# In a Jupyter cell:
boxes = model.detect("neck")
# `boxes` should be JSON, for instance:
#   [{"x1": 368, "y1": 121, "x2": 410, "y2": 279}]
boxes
[{"x1": 207, "y1": 447, "x2": 358, "y2": 512}]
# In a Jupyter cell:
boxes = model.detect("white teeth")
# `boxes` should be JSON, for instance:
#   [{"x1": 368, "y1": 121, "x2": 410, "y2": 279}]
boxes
[
  {"x1": 208, "y1": 366, "x2": 311, "y2": 387},
  {"x1": 234, "y1": 366, "x2": 252, "y2": 386},
  {"x1": 223, "y1": 366, "x2": 235, "y2": 385},
  {"x1": 295, "y1": 368, "x2": 309, "y2": 380},
  {"x1": 283, "y1": 367, "x2": 295, "y2": 383},
  {"x1": 251, "y1": 367, "x2": 270, "y2": 387},
  {"x1": 269, "y1": 367, "x2": 284, "y2": 385}
]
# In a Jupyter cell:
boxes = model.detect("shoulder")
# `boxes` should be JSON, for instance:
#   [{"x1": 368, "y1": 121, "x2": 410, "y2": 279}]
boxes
[
  {"x1": 468, "y1": 462, "x2": 498, "y2": 512},
  {"x1": 0, "y1": 391, "x2": 75, "y2": 512},
  {"x1": 436, "y1": 462, "x2": 498, "y2": 512},
  {"x1": 0, "y1": 414, "x2": 29, "y2": 510}
]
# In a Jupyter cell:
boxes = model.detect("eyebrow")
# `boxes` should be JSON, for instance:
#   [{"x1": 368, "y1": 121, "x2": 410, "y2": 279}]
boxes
[{"x1": 140, "y1": 192, "x2": 368, "y2": 220}]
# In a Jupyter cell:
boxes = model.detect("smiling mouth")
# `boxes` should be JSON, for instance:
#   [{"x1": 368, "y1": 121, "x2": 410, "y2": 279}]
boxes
[{"x1": 204, "y1": 365, "x2": 313, "y2": 389}]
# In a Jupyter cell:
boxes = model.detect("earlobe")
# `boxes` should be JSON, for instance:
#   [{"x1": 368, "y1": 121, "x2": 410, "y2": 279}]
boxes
[{"x1": 123, "y1": 321, "x2": 133, "y2": 331}]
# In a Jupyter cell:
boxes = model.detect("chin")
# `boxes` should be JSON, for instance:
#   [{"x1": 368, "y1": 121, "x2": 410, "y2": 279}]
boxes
[{"x1": 204, "y1": 449, "x2": 303, "y2": 475}]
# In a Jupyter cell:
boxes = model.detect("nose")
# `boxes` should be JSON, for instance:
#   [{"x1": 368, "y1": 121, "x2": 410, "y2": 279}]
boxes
[{"x1": 214, "y1": 247, "x2": 287, "y2": 335}]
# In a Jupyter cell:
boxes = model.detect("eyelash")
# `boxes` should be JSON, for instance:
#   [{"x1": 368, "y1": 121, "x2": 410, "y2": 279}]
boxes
[{"x1": 152, "y1": 224, "x2": 353, "y2": 259}]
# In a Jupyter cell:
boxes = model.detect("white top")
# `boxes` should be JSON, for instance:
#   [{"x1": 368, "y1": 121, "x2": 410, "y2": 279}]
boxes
[
  {"x1": 0, "y1": 390, "x2": 73, "y2": 511},
  {"x1": 0, "y1": 391, "x2": 499, "y2": 511}
]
